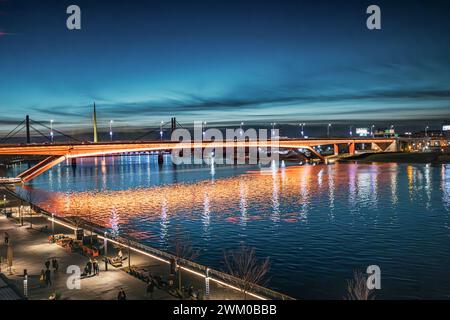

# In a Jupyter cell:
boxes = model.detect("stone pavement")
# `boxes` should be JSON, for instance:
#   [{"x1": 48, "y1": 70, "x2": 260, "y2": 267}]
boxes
[{"x1": 0, "y1": 214, "x2": 174, "y2": 300}]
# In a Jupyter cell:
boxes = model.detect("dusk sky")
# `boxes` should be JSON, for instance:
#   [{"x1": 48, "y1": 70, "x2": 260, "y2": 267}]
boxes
[{"x1": 1, "y1": 0, "x2": 450, "y2": 135}]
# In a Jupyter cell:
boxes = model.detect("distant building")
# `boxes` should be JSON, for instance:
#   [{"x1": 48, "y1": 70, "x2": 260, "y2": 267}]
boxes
[{"x1": 374, "y1": 128, "x2": 396, "y2": 138}]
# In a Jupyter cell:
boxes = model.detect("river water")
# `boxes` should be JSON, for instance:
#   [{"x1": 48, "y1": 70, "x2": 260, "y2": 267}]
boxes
[{"x1": 6, "y1": 155, "x2": 450, "y2": 299}]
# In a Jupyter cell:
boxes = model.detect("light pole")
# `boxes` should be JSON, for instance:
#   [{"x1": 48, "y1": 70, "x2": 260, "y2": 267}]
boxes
[
  {"x1": 160, "y1": 121, "x2": 164, "y2": 140},
  {"x1": 300, "y1": 123, "x2": 305, "y2": 138},
  {"x1": 271, "y1": 123, "x2": 276, "y2": 137},
  {"x1": 327, "y1": 123, "x2": 331, "y2": 138},
  {"x1": 349, "y1": 125, "x2": 353, "y2": 137},
  {"x1": 109, "y1": 120, "x2": 114, "y2": 141},
  {"x1": 240, "y1": 122, "x2": 244, "y2": 136},
  {"x1": 425, "y1": 126, "x2": 429, "y2": 137},
  {"x1": 50, "y1": 120, "x2": 54, "y2": 143},
  {"x1": 203, "y1": 121, "x2": 207, "y2": 137},
  {"x1": 371, "y1": 125, "x2": 375, "y2": 137}
]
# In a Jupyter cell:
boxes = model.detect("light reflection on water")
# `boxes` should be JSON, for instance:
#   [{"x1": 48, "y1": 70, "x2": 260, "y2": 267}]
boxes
[{"x1": 8, "y1": 156, "x2": 450, "y2": 299}]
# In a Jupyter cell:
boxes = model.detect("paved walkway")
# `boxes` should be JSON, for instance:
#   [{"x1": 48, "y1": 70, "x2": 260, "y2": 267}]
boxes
[{"x1": 0, "y1": 214, "x2": 174, "y2": 300}]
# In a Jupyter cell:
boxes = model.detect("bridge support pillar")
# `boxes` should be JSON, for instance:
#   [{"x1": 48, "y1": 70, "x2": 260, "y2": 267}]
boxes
[
  {"x1": 158, "y1": 153, "x2": 164, "y2": 164},
  {"x1": 349, "y1": 143, "x2": 355, "y2": 155},
  {"x1": 333, "y1": 144, "x2": 339, "y2": 156}
]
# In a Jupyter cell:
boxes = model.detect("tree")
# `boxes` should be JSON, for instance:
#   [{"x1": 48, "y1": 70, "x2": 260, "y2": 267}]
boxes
[
  {"x1": 223, "y1": 245, "x2": 270, "y2": 300},
  {"x1": 345, "y1": 270, "x2": 375, "y2": 300},
  {"x1": 23, "y1": 187, "x2": 37, "y2": 229},
  {"x1": 172, "y1": 239, "x2": 199, "y2": 292}
]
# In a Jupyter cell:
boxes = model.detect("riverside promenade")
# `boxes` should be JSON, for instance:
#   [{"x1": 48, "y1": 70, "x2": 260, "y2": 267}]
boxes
[{"x1": 0, "y1": 190, "x2": 263, "y2": 300}]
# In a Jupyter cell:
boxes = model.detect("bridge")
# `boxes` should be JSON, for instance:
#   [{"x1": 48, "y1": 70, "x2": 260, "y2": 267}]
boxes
[
  {"x1": 0, "y1": 138, "x2": 397, "y2": 183},
  {"x1": 0, "y1": 111, "x2": 398, "y2": 182}
]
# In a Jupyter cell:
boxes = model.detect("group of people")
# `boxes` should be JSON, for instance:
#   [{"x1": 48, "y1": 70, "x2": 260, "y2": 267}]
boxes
[
  {"x1": 40, "y1": 258, "x2": 59, "y2": 287},
  {"x1": 83, "y1": 258, "x2": 100, "y2": 277}
]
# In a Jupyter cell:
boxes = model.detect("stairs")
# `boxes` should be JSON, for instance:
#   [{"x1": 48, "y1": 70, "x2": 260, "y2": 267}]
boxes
[{"x1": 17, "y1": 155, "x2": 66, "y2": 183}]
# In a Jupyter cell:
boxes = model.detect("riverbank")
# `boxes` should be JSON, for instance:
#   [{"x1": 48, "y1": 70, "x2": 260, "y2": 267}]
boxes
[
  {"x1": 0, "y1": 188, "x2": 289, "y2": 300},
  {"x1": 340, "y1": 151, "x2": 450, "y2": 164}
]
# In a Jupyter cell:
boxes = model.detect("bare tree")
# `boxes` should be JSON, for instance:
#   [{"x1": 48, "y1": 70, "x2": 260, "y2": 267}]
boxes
[
  {"x1": 172, "y1": 239, "x2": 199, "y2": 292},
  {"x1": 223, "y1": 245, "x2": 270, "y2": 300},
  {"x1": 23, "y1": 187, "x2": 38, "y2": 229},
  {"x1": 345, "y1": 270, "x2": 375, "y2": 300}
]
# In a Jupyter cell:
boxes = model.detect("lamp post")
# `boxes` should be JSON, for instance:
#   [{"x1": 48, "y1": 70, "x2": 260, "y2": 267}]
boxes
[
  {"x1": 203, "y1": 121, "x2": 207, "y2": 137},
  {"x1": 160, "y1": 121, "x2": 164, "y2": 140},
  {"x1": 327, "y1": 123, "x2": 331, "y2": 138},
  {"x1": 271, "y1": 123, "x2": 276, "y2": 137},
  {"x1": 349, "y1": 125, "x2": 353, "y2": 137},
  {"x1": 240, "y1": 122, "x2": 244, "y2": 136},
  {"x1": 300, "y1": 123, "x2": 305, "y2": 138},
  {"x1": 50, "y1": 120, "x2": 54, "y2": 143},
  {"x1": 109, "y1": 120, "x2": 114, "y2": 141},
  {"x1": 371, "y1": 125, "x2": 375, "y2": 138},
  {"x1": 425, "y1": 126, "x2": 429, "y2": 137}
]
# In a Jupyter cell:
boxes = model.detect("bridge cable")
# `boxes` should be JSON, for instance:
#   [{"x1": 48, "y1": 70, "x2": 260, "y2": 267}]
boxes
[
  {"x1": 175, "y1": 120, "x2": 186, "y2": 130},
  {"x1": 29, "y1": 124, "x2": 52, "y2": 142},
  {"x1": 133, "y1": 121, "x2": 170, "y2": 141},
  {"x1": 0, "y1": 120, "x2": 26, "y2": 143},
  {"x1": 30, "y1": 119, "x2": 82, "y2": 142}
]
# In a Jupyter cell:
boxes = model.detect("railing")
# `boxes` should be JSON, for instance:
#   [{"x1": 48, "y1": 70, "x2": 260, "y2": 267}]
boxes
[{"x1": 3, "y1": 187, "x2": 295, "y2": 301}]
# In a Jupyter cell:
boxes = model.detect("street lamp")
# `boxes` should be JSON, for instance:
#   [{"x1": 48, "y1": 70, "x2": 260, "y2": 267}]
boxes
[
  {"x1": 349, "y1": 125, "x2": 353, "y2": 137},
  {"x1": 271, "y1": 123, "x2": 276, "y2": 137},
  {"x1": 160, "y1": 121, "x2": 164, "y2": 140},
  {"x1": 240, "y1": 122, "x2": 244, "y2": 136},
  {"x1": 109, "y1": 120, "x2": 114, "y2": 141},
  {"x1": 425, "y1": 126, "x2": 429, "y2": 137},
  {"x1": 327, "y1": 123, "x2": 332, "y2": 138},
  {"x1": 300, "y1": 123, "x2": 305, "y2": 138},
  {"x1": 371, "y1": 125, "x2": 375, "y2": 137},
  {"x1": 50, "y1": 120, "x2": 54, "y2": 142},
  {"x1": 203, "y1": 121, "x2": 207, "y2": 136}
]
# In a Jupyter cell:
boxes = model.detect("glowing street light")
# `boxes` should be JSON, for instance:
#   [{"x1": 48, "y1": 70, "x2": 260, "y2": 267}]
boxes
[
  {"x1": 300, "y1": 123, "x2": 305, "y2": 138},
  {"x1": 371, "y1": 125, "x2": 375, "y2": 137},
  {"x1": 203, "y1": 121, "x2": 207, "y2": 136},
  {"x1": 109, "y1": 120, "x2": 114, "y2": 141},
  {"x1": 50, "y1": 120, "x2": 54, "y2": 142},
  {"x1": 349, "y1": 125, "x2": 353, "y2": 137},
  {"x1": 270, "y1": 123, "x2": 276, "y2": 137},
  {"x1": 425, "y1": 125, "x2": 429, "y2": 137},
  {"x1": 239, "y1": 122, "x2": 244, "y2": 136},
  {"x1": 327, "y1": 123, "x2": 332, "y2": 138},
  {"x1": 160, "y1": 121, "x2": 164, "y2": 140}
]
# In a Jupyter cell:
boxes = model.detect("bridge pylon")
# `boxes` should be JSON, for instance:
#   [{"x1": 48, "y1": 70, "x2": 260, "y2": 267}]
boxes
[{"x1": 26, "y1": 115, "x2": 31, "y2": 144}]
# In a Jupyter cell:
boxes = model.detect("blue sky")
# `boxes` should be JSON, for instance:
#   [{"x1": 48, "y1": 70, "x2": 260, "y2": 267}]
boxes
[{"x1": 1, "y1": 0, "x2": 450, "y2": 135}]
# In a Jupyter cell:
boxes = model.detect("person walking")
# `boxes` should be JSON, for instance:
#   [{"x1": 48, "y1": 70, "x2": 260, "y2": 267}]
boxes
[
  {"x1": 4, "y1": 232, "x2": 9, "y2": 245},
  {"x1": 52, "y1": 258, "x2": 59, "y2": 272},
  {"x1": 39, "y1": 269, "x2": 45, "y2": 288},
  {"x1": 146, "y1": 279, "x2": 155, "y2": 299},
  {"x1": 45, "y1": 260, "x2": 50, "y2": 270},
  {"x1": 87, "y1": 259, "x2": 92, "y2": 276},
  {"x1": 92, "y1": 259, "x2": 98, "y2": 275},
  {"x1": 45, "y1": 268, "x2": 52, "y2": 287},
  {"x1": 117, "y1": 288, "x2": 126, "y2": 300}
]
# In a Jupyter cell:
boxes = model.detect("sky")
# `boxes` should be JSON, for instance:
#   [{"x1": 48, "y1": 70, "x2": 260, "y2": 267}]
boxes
[{"x1": 1, "y1": 0, "x2": 450, "y2": 137}]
